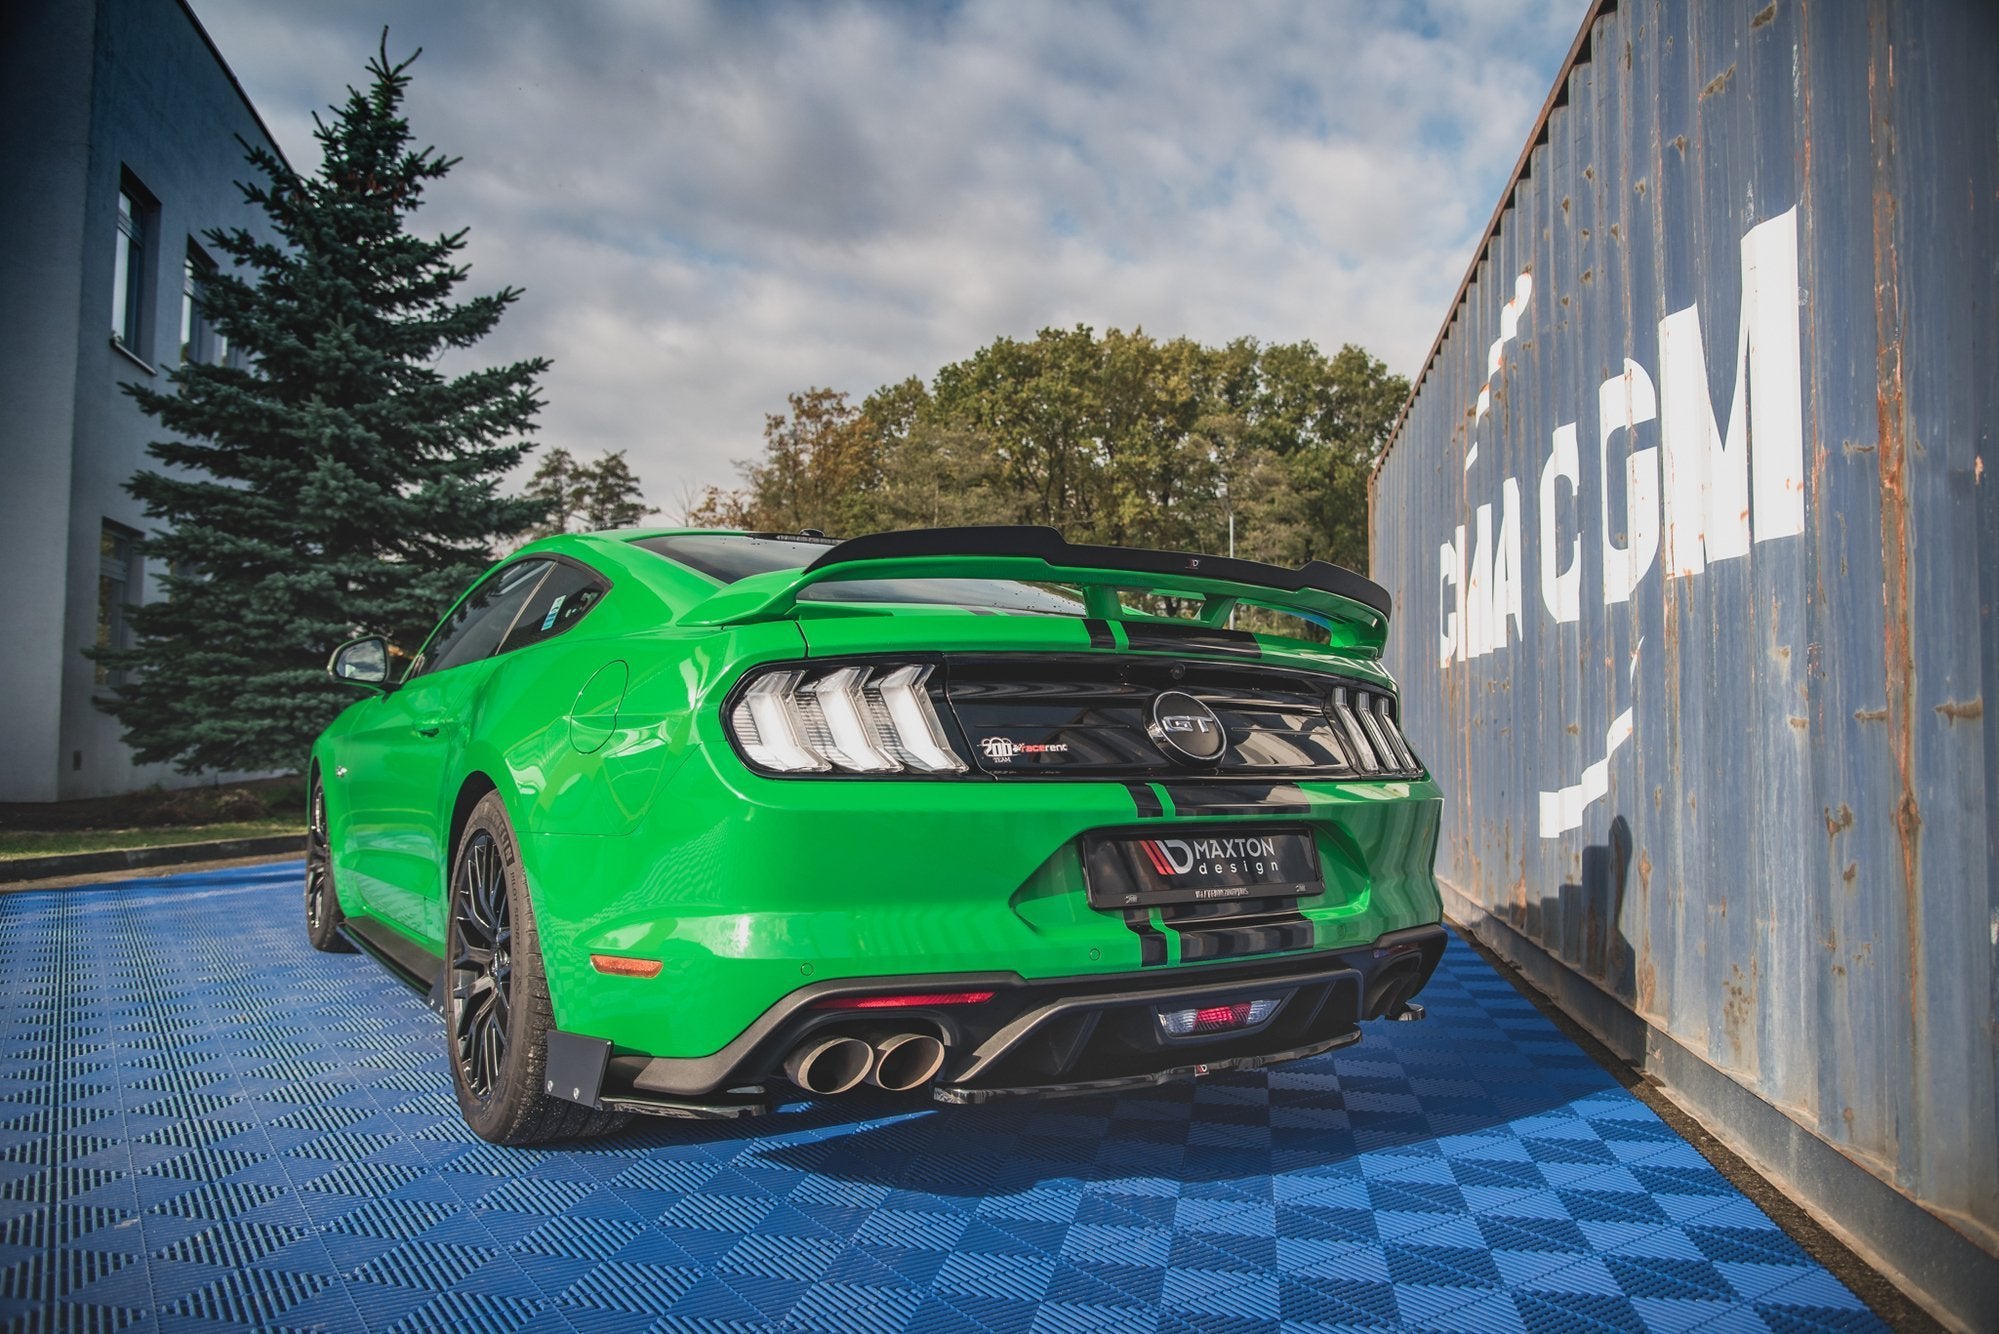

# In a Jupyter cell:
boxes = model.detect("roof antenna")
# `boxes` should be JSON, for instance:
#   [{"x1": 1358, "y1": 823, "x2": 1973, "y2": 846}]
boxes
[{"x1": 799, "y1": 528, "x2": 825, "y2": 538}]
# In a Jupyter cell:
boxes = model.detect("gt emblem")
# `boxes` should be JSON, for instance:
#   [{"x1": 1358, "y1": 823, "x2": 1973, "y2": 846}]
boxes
[{"x1": 1148, "y1": 691, "x2": 1226, "y2": 763}]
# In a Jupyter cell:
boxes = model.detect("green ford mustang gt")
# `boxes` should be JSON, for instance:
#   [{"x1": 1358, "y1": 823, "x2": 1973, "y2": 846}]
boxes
[{"x1": 309, "y1": 526, "x2": 1446, "y2": 1144}]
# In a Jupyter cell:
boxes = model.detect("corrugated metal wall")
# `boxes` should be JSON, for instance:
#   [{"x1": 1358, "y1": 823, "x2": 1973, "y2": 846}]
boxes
[{"x1": 1370, "y1": 0, "x2": 1998, "y2": 1315}]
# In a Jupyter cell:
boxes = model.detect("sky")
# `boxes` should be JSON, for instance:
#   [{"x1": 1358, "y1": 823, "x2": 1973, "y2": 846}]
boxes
[{"x1": 189, "y1": 0, "x2": 1586, "y2": 517}]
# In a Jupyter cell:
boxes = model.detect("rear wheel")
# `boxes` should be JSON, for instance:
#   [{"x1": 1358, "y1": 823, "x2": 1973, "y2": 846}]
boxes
[
  {"x1": 304, "y1": 776, "x2": 354, "y2": 953},
  {"x1": 445, "y1": 791, "x2": 629, "y2": 1145}
]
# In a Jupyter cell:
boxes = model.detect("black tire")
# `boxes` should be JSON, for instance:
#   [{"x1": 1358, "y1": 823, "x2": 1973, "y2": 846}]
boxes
[
  {"x1": 445, "y1": 790, "x2": 630, "y2": 1145},
  {"x1": 305, "y1": 774, "x2": 355, "y2": 953}
]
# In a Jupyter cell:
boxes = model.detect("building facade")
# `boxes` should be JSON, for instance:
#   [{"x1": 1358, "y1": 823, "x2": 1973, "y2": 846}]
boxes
[{"x1": 0, "y1": 0, "x2": 286, "y2": 801}]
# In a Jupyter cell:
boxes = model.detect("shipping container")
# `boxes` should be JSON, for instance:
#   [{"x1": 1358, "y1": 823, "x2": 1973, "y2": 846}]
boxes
[{"x1": 1368, "y1": 1, "x2": 1998, "y2": 1325}]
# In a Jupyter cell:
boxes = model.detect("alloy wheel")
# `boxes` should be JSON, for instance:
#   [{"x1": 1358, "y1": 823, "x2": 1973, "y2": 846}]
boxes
[
  {"x1": 305, "y1": 782, "x2": 332, "y2": 932},
  {"x1": 450, "y1": 830, "x2": 514, "y2": 1098}
]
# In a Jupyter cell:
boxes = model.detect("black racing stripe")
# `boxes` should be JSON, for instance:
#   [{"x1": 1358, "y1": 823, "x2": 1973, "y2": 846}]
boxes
[
  {"x1": 1157, "y1": 783, "x2": 1311, "y2": 817},
  {"x1": 1124, "y1": 908, "x2": 1169, "y2": 966},
  {"x1": 1125, "y1": 782, "x2": 1165, "y2": 818},
  {"x1": 1083, "y1": 618, "x2": 1116, "y2": 649},
  {"x1": 1169, "y1": 912, "x2": 1315, "y2": 963},
  {"x1": 1121, "y1": 623, "x2": 1262, "y2": 658}
]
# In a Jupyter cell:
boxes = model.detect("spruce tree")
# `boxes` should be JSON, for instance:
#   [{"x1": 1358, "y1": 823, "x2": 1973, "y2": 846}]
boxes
[
  {"x1": 524, "y1": 447, "x2": 583, "y2": 538},
  {"x1": 97, "y1": 40, "x2": 547, "y2": 774},
  {"x1": 578, "y1": 451, "x2": 650, "y2": 530},
  {"x1": 524, "y1": 448, "x2": 650, "y2": 537}
]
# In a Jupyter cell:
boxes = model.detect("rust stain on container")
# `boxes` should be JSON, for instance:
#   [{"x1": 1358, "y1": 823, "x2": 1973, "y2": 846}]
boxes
[
  {"x1": 1868, "y1": 1, "x2": 1926, "y2": 1076},
  {"x1": 1721, "y1": 961, "x2": 1759, "y2": 1065}
]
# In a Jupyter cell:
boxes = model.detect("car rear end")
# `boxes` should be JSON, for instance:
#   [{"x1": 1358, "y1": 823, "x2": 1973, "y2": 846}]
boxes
[{"x1": 528, "y1": 529, "x2": 1446, "y2": 1119}]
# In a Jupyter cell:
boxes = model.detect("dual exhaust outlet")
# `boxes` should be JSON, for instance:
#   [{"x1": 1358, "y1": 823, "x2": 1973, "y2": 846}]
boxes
[{"x1": 783, "y1": 1030, "x2": 945, "y2": 1095}]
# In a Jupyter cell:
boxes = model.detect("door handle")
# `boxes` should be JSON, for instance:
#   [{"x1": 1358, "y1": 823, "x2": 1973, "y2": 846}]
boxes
[{"x1": 415, "y1": 720, "x2": 447, "y2": 738}]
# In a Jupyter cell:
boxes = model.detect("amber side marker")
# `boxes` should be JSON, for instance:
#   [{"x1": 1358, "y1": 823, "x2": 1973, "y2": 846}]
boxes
[{"x1": 589, "y1": 954, "x2": 663, "y2": 978}]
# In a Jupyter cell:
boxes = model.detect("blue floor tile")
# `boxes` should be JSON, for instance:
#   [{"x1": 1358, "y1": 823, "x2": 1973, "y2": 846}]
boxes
[{"x1": 0, "y1": 862, "x2": 1882, "y2": 1331}]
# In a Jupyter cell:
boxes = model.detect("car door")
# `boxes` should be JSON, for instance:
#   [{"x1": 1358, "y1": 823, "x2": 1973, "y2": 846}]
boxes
[{"x1": 341, "y1": 560, "x2": 552, "y2": 943}]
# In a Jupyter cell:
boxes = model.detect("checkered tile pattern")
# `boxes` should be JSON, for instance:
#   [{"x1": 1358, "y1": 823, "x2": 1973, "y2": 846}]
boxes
[{"x1": 0, "y1": 862, "x2": 1880, "y2": 1331}]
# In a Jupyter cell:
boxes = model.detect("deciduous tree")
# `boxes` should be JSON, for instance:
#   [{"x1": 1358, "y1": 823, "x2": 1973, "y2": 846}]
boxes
[{"x1": 703, "y1": 330, "x2": 1406, "y2": 573}]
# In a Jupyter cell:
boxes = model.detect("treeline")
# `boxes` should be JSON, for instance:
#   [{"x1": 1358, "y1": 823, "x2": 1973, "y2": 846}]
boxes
[{"x1": 692, "y1": 326, "x2": 1408, "y2": 574}]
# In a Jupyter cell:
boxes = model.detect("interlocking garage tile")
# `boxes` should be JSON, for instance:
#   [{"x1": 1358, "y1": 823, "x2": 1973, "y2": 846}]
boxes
[{"x1": 0, "y1": 863, "x2": 1883, "y2": 1332}]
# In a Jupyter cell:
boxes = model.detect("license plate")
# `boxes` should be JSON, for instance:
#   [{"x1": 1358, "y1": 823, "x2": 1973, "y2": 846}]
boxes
[{"x1": 1083, "y1": 827, "x2": 1323, "y2": 910}]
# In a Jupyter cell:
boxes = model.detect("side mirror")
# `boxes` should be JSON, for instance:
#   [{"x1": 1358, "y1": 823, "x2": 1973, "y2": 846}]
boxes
[{"x1": 328, "y1": 635, "x2": 392, "y2": 690}]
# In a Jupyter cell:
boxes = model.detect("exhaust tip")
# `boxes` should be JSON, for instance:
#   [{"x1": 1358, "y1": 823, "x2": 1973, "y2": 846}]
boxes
[
  {"x1": 784, "y1": 1035, "x2": 873, "y2": 1095},
  {"x1": 867, "y1": 1032, "x2": 946, "y2": 1092}
]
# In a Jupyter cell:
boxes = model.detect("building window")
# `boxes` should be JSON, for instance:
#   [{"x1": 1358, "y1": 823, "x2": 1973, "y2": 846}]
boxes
[
  {"x1": 181, "y1": 243, "x2": 221, "y2": 364},
  {"x1": 96, "y1": 522, "x2": 142, "y2": 687},
  {"x1": 112, "y1": 175, "x2": 156, "y2": 353}
]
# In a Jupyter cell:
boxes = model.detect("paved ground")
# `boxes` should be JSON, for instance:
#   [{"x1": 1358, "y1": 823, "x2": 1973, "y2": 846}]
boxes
[{"x1": 0, "y1": 863, "x2": 1883, "y2": 1332}]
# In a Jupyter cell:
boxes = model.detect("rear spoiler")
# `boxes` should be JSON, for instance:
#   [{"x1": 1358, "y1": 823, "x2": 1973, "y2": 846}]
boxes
[{"x1": 678, "y1": 525, "x2": 1391, "y2": 648}]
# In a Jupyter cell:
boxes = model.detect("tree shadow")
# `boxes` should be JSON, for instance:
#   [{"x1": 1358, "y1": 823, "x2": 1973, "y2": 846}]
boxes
[{"x1": 1539, "y1": 814, "x2": 1637, "y2": 1004}]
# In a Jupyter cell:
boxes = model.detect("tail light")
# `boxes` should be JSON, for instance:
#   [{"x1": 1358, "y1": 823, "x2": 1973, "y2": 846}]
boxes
[
  {"x1": 729, "y1": 663, "x2": 968, "y2": 775},
  {"x1": 1330, "y1": 686, "x2": 1422, "y2": 778},
  {"x1": 1371, "y1": 695, "x2": 1420, "y2": 772},
  {"x1": 811, "y1": 990, "x2": 995, "y2": 1009}
]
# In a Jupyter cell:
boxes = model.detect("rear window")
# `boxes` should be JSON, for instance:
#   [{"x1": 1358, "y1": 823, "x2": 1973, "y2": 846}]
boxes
[{"x1": 634, "y1": 533, "x2": 1085, "y2": 616}]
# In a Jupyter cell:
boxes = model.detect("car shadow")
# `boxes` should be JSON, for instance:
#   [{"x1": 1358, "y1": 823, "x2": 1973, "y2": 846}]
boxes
[{"x1": 571, "y1": 932, "x2": 1623, "y2": 1197}]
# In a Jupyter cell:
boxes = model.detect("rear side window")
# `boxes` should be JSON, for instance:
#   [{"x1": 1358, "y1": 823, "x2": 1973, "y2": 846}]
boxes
[
  {"x1": 500, "y1": 561, "x2": 608, "y2": 654},
  {"x1": 414, "y1": 560, "x2": 551, "y2": 677}
]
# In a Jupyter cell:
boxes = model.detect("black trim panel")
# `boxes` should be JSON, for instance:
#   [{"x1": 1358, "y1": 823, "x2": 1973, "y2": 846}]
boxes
[
  {"x1": 1158, "y1": 782, "x2": 1313, "y2": 816},
  {"x1": 542, "y1": 924, "x2": 1447, "y2": 1108},
  {"x1": 1121, "y1": 623, "x2": 1262, "y2": 658},
  {"x1": 340, "y1": 917, "x2": 445, "y2": 1013},
  {"x1": 545, "y1": 1031, "x2": 612, "y2": 1108},
  {"x1": 935, "y1": 1029, "x2": 1363, "y2": 1103}
]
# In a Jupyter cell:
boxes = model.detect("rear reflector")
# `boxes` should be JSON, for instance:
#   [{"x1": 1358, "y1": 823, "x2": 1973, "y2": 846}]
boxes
[
  {"x1": 590, "y1": 954, "x2": 663, "y2": 978},
  {"x1": 812, "y1": 990, "x2": 995, "y2": 1010},
  {"x1": 1157, "y1": 997, "x2": 1280, "y2": 1036}
]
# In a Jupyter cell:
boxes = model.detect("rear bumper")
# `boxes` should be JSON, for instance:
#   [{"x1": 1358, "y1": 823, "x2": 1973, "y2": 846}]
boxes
[
  {"x1": 526, "y1": 744, "x2": 1446, "y2": 1060},
  {"x1": 545, "y1": 923, "x2": 1448, "y2": 1118}
]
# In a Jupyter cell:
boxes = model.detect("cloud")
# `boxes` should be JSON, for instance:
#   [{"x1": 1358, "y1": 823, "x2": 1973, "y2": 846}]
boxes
[{"x1": 190, "y1": 0, "x2": 1585, "y2": 514}]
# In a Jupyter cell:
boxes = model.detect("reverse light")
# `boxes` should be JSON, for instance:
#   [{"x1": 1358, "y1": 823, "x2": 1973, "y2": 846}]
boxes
[
  {"x1": 812, "y1": 990, "x2": 995, "y2": 1010},
  {"x1": 729, "y1": 663, "x2": 968, "y2": 775},
  {"x1": 1157, "y1": 997, "x2": 1281, "y2": 1036}
]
